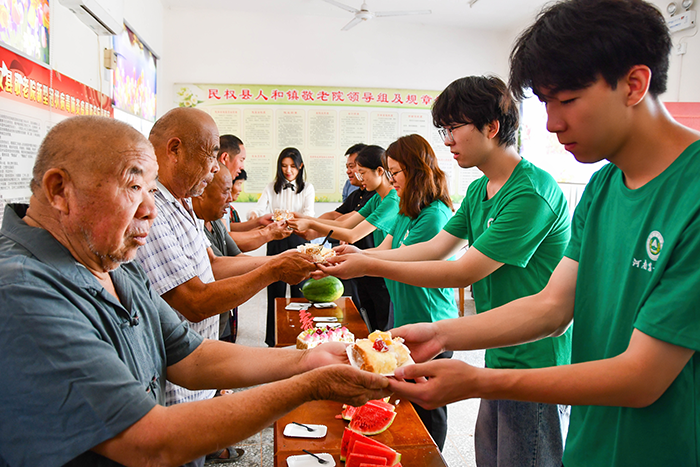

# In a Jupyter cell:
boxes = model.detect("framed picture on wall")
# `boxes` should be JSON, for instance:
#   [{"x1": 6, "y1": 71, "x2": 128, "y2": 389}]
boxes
[
  {"x1": 112, "y1": 22, "x2": 157, "y2": 122},
  {"x1": 0, "y1": 0, "x2": 50, "y2": 65}
]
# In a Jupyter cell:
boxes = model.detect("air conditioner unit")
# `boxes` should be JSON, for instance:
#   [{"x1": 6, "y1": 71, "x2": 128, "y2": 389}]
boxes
[{"x1": 59, "y1": 0, "x2": 124, "y2": 36}]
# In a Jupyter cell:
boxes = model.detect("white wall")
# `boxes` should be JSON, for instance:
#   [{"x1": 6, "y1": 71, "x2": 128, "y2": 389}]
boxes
[
  {"x1": 159, "y1": 7, "x2": 522, "y2": 116},
  {"x1": 50, "y1": 0, "x2": 165, "y2": 112}
]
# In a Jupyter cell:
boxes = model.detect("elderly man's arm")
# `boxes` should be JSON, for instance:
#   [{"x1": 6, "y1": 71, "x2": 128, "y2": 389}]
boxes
[
  {"x1": 162, "y1": 252, "x2": 315, "y2": 322},
  {"x1": 228, "y1": 222, "x2": 291, "y2": 252},
  {"x1": 93, "y1": 362, "x2": 390, "y2": 467}
]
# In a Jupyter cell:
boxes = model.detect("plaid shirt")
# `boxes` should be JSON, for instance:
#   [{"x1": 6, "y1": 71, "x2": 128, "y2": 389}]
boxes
[{"x1": 135, "y1": 181, "x2": 218, "y2": 406}]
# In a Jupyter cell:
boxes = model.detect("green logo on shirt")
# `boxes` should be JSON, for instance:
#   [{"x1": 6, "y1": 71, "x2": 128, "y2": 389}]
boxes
[{"x1": 646, "y1": 230, "x2": 664, "y2": 261}]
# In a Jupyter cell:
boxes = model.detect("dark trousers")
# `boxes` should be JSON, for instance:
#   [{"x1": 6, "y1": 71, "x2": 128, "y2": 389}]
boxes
[
  {"x1": 355, "y1": 276, "x2": 393, "y2": 332},
  {"x1": 265, "y1": 234, "x2": 306, "y2": 347},
  {"x1": 411, "y1": 350, "x2": 453, "y2": 451}
]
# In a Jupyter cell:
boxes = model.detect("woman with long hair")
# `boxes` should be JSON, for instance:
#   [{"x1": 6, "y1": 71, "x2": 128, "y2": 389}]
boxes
[
  {"x1": 248, "y1": 147, "x2": 314, "y2": 347},
  {"x1": 288, "y1": 145, "x2": 398, "y2": 332},
  {"x1": 322, "y1": 134, "x2": 458, "y2": 450}
]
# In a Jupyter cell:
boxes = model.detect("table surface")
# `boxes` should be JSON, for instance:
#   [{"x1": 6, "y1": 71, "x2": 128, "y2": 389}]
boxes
[
  {"x1": 273, "y1": 297, "x2": 447, "y2": 467},
  {"x1": 274, "y1": 297, "x2": 369, "y2": 347}
]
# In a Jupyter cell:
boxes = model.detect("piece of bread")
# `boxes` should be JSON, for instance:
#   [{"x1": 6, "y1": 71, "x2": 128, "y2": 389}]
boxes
[
  {"x1": 272, "y1": 209, "x2": 293, "y2": 222},
  {"x1": 297, "y1": 243, "x2": 336, "y2": 263},
  {"x1": 349, "y1": 331, "x2": 411, "y2": 374}
]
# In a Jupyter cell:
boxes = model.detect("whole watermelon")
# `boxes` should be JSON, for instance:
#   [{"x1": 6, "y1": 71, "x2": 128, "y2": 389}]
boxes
[{"x1": 302, "y1": 276, "x2": 344, "y2": 302}]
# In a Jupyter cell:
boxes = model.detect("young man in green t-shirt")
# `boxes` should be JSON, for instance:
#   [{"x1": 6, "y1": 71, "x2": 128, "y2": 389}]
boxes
[
  {"x1": 378, "y1": 1, "x2": 700, "y2": 466},
  {"x1": 321, "y1": 76, "x2": 572, "y2": 466}
]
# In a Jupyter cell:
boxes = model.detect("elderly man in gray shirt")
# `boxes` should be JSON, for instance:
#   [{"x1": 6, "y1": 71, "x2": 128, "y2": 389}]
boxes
[{"x1": 0, "y1": 116, "x2": 390, "y2": 467}]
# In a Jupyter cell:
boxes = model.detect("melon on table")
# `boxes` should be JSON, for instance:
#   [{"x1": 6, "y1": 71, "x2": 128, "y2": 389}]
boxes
[
  {"x1": 348, "y1": 402, "x2": 396, "y2": 435},
  {"x1": 340, "y1": 428, "x2": 402, "y2": 466},
  {"x1": 301, "y1": 276, "x2": 344, "y2": 302}
]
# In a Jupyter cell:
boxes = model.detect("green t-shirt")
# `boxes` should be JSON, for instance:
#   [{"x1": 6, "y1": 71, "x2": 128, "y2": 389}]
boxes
[
  {"x1": 357, "y1": 190, "x2": 400, "y2": 247},
  {"x1": 386, "y1": 200, "x2": 458, "y2": 327},
  {"x1": 443, "y1": 158, "x2": 571, "y2": 370},
  {"x1": 562, "y1": 140, "x2": 700, "y2": 467}
]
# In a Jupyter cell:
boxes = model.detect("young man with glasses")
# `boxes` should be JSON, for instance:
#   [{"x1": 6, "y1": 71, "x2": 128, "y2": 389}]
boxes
[{"x1": 321, "y1": 75, "x2": 572, "y2": 467}]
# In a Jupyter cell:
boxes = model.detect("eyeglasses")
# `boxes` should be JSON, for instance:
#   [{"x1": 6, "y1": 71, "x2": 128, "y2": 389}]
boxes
[
  {"x1": 386, "y1": 169, "x2": 403, "y2": 181},
  {"x1": 354, "y1": 171, "x2": 364, "y2": 182},
  {"x1": 438, "y1": 123, "x2": 471, "y2": 144}
]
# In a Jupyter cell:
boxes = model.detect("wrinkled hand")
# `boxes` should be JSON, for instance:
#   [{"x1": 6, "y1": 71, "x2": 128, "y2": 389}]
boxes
[
  {"x1": 308, "y1": 364, "x2": 392, "y2": 407},
  {"x1": 390, "y1": 322, "x2": 444, "y2": 363},
  {"x1": 333, "y1": 244, "x2": 361, "y2": 255},
  {"x1": 265, "y1": 221, "x2": 292, "y2": 240},
  {"x1": 271, "y1": 252, "x2": 317, "y2": 284},
  {"x1": 309, "y1": 269, "x2": 329, "y2": 280},
  {"x1": 257, "y1": 213, "x2": 274, "y2": 226},
  {"x1": 389, "y1": 359, "x2": 478, "y2": 410},
  {"x1": 318, "y1": 254, "x2": 370, "y2": 280}
]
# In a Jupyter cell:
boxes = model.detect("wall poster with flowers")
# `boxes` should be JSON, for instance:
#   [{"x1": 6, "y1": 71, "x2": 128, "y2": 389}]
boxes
[{"x1": 0, "y1": 0, "x2": 50, "y2": 65}]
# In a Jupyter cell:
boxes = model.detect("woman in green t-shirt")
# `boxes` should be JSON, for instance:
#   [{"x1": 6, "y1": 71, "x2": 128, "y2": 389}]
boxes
[
  {"x1": 288, "y1": 145, "x2": 399, "y2": 331},
  {"x1": 332, "y1": 134, "x2": 458, "y2": 450}
]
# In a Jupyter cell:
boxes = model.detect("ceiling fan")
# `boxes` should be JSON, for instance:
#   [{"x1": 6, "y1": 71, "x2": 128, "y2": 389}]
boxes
[{"x1": 323, "y1": 0, "x2": 432, "y2": 31}]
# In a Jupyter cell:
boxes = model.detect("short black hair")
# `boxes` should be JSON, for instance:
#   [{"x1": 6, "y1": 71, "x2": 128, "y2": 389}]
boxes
[
  {"x1": 234, "y1": 169, "x2": 247, "y2": 182},
  {"x1": 432, "y1": 75, "x2": 519, "y2": 147},
  {"x1": 509, "y1": 0, "x2": 671, "y2": 100},
  {"x1": 218, "y1": 134, "x2": 243, "y2": 157},
  {"x1": 354, "y1": 145, "x2": 385, "y2": 170},
  {"x1": 345, "y1": 143, "x2": 367, "y2": 156}
]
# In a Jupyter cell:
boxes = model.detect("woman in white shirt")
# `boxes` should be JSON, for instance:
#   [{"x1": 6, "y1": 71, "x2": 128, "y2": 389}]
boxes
[{"x1": 249, "y1": 147, "x2": 315, "y2": 347}]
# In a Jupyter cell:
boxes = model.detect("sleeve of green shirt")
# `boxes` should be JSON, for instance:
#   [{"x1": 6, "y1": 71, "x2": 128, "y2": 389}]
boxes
[
  {"x1": 364, "y1": 191, "x2": 400, "y2": 234},
  {"x1": 402, "y1": 203, "x2": 451, "y2": 246},
  {"x1": 473, "y1": 193, "x2": 560, "y2": 268}
]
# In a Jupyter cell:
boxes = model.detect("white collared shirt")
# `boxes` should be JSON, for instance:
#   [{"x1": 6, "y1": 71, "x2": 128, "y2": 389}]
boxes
[{"x1": 248, "y1": 180, "x2": 315, "y2": 219}]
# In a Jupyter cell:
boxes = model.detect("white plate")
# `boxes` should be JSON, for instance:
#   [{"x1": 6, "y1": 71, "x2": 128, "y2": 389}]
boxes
[
  {"x1": 286, "y1": 303, "x2": 311, "y2": 311},
  {"x1": 312, "y1": 316, "x2": 338, "y2": 322},
  {"x1": 311, "y1": 302, "x2": 337, "y2": 308},
  {"x1": 286, "y1": 453, "x2": 335, "y2": 467},
  {"x1": 283, "y1": 423, "x2": 328, "y2": 438}
]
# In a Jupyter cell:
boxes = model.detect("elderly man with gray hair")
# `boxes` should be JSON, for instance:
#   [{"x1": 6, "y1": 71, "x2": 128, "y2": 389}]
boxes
[{"x1": 0, "y1": 116, "x2": 390, "y2": 467}]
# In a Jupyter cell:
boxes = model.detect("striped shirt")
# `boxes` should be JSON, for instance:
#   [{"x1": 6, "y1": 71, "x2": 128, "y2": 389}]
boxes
[{"x1": 135, "y1": 181, "x2": 218, "y2": 406}]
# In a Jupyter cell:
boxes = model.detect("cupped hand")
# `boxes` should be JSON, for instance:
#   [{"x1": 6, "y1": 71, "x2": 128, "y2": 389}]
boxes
[
  {"x1": 389, "y1": 359, "x2": 478, "y2": 410},
  {"x1": 266, "y1": 221, "x2": 292, "y2": 240},
  {"x1": 257, "y1": 213, "x2": 274, "y2": 226},
  {"x1": 390, "y1": 323, "x2": 444, "y2": 363},
  {"x1": 309, "y1": 365, "x2": 392, "y2": 407},
  {"x1": 304, "y1": 341, "x2": 350, "y2": 368},
  {"x1": 273, "y1": 252, "x2": 317, "y2": 284}
]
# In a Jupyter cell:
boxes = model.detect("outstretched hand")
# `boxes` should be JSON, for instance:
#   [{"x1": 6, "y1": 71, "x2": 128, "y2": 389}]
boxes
[
  {"x1": 318, "y1": 254, "x2": 370, "y2": 279},
  {"x1": 389, "y1": 359, "x2": 478, "y2": 410},
  {"x1": 390, "y1": 322, "x2": 444, "y2": 363},
  {"x1": 304, "y1": 342, "x2": 351, "y2": 368},
  {"x1": 265, "y1": 221, "x2": 292, "y2": 240},
  {"x1": 272, "y1": 251, "x2": 317, "y2": 284},
  {"x1": 309, "y1": 365, "x2": 392, "y2": 407}
]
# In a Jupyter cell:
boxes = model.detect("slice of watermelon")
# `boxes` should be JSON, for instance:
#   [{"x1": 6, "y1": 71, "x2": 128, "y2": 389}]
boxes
[
  {"x1": 346, "y1": 453, "x2": 387, "y2": 467},
  {"x1": 366, "y1": 399, "x2": 395, "y2": 412},
  {"x1": 341, "y1": 404, "x2": 358, "y2": 421},
  {"x1": 349, "y1": 403, "x2": 397, "y2": 435},
  {"x1": 358, "y1": 464, "x2": 387, "y2": 467},
  {"x1": 351, "y1": 441, "x2": 401, "y2": 467},
  {"x1": 341, "y1": 429, "x2": 393, "y2": 461}
]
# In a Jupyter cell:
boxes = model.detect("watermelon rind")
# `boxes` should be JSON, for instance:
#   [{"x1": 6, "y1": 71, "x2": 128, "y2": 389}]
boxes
[
  {"x1": 349, "y1": 404, "x2": 397, "y2": 435},
  {"x1": 366, "y1": 399, "x2": 395, "y2": 412},
  {"x1": 352, "y1": 441, "x2": 401, "y2": 467},
  {"x1": 341, "y1": 404, "x2": 358, "y2": 421},
  {"x1": 301, "y1": 276, "x2": 344, "y2": 302}
]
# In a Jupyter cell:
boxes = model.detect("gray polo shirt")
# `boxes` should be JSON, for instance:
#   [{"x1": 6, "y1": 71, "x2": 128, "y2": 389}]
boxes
[{"x1": 0, "y1": 204, "x2": 203, "y2": 467}]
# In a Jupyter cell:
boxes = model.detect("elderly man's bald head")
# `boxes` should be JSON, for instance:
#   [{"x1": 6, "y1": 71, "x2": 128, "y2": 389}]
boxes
[
  {"x1": 31, "y1": 116, "x2": 151, "y2": 193},
  {"x1": 192, "y1": 163, "x2": 233, "y2": 223},
  {"x1": 149, "y1": 107, "x2": 220, "y2": 199}
]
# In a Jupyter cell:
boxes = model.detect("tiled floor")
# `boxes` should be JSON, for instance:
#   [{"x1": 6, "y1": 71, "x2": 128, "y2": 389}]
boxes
[{"x1": 215, "y1": 288, "x2": 484, "y2": 467}]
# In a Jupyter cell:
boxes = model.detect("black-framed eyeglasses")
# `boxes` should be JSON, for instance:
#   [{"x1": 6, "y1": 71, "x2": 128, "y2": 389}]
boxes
[
  {"x1": 386, "y1": 169, "x2": 403, "y2": 181},
  {"x1": 437, "y1": 123, "x2": 471, "y2": 143}
]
